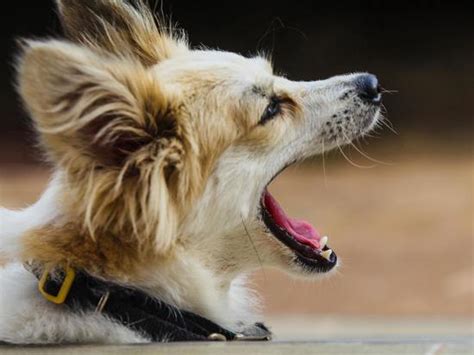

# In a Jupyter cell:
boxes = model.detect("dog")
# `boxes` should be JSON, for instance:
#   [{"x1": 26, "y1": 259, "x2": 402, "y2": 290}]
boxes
[{"x1": 0, "y1": 0, "x2": 382, "y2": 344}]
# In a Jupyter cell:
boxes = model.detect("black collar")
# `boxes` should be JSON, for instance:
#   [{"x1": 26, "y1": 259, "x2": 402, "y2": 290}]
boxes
[{"x1": 28, "y1": 264, "x2": 272, "y2": 342}]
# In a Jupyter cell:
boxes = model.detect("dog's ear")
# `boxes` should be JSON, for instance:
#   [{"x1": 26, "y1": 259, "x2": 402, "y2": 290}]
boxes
[
  {"x1": 17, "y1": 40, "x2": 199, "y2": 253},
  {"x1": 18, "y1": 40, "x2": 176, "y2": 167},
  {"x1": 55, "y1": 0, "x2": 187, "y2": 65}
]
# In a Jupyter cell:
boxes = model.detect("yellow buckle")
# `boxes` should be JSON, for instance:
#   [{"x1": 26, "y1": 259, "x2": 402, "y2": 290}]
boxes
[{"x1": 38, "y1": 266, "x2": 76, "y2": 304}]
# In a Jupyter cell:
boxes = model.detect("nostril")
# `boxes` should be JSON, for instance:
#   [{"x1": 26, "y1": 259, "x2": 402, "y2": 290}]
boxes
[{"x1": 355, "y1": 74, "x2": 382, "y2": 104}]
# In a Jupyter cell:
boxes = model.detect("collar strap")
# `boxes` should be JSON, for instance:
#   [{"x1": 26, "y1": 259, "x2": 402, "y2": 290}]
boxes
[{"x1": 29, "y1": 264, "x2": 272, "y2": 342}]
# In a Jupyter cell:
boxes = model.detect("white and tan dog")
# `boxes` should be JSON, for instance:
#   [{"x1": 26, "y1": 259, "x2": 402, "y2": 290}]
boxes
[{"x1": 0, "y1": 0, "x2": 382, "y2": 344}]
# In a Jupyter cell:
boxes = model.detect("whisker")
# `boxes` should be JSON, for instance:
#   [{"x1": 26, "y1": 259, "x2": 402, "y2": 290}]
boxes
[
  {"x1": 380, "y1": 88, "x2": 398, "y2": 94},
  {"x1": 343, "y1": 133, "x2": 393, "y2": 166},
  {"x1": 337, "y1": 145, "x2": 375, "y2": 169},
  {"x1": 321, "y1": 139, "x2": 328, "y2": 188},
  {"x1": 363, "y1": 132, "x2": 378, "y2": 139},
  {"x1": 241, "y1": 217, "x2": 266, "y2": 281},
  {"x1": 380, "y1": 118, "x2": 398, "y2": 135},
  {"x1": 378, "y1": 111, "x2": 398, "y2": 135},
  {"x1": 256, "y1": 17, "x2": 284, "y2": 56}
]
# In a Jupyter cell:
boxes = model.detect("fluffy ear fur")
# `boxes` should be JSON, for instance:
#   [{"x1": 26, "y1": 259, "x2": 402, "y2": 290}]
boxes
[
  {"x1": 55, "y1": 0, "x2": 187, "y2": 65},
  {"x1": 17, "y1": 40, "x2": 199, "y2": 254},
  {"x1": 19, "y1": 40, "x2": 175, "y2": 167}
]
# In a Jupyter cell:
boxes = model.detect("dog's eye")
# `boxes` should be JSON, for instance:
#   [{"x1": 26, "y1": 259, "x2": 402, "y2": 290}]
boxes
[{"x1": 259, "y1": 97, "x2": 281, "y2": 125}]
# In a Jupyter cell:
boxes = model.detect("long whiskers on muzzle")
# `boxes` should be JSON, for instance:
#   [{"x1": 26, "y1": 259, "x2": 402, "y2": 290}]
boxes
[{"x1": 343, "y1": 133, "x2": 393, "y2": 166}]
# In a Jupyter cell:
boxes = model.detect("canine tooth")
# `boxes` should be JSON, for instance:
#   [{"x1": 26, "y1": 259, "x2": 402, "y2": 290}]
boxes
[
  {"x1": 320, "y1": 236, "x2": 328, "y2": 249},
  {"x1": 321, "y1": 249, "x2": 333, "y2": 261}
]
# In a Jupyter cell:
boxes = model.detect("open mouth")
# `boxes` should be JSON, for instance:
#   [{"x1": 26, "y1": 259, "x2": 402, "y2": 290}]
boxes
[{"x1": 260, "y1": 189, "x2": 337, "y2": 273}]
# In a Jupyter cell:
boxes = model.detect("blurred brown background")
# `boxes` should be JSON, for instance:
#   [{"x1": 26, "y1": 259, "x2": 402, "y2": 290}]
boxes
[{"x1": 0, "y1": 0, "x2": 472, "y2": 319}]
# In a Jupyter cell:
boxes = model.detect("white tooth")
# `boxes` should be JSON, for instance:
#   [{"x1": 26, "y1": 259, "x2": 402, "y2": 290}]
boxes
[
  {"x1": 321, "y1": 249, "x2": 333, "y2": 261},
  {"x1": 320, "y1": 236, "x2": 328, "y2": 249}
]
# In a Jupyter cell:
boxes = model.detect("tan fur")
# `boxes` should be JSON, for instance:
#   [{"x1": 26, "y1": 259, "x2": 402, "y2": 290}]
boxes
[
  {"x1": 18, "y1": 39, "x2": 202, "y2": 275},
  {"x1": 22, "y1": 224, "x2": 159, "y2": 280},
  {"x1": 0, "y1": 252, "x2": 9, "y2": 268},
  {"x1": 16, "y1": 2, "x2": 253, "y2": 280},
  {"x1": 57, "y1": 0, "x2": 187, "y2": 66}
]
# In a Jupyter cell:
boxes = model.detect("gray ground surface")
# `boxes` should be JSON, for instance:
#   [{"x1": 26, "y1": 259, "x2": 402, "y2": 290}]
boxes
[{"x1": 1, "y1": 318, "x2": 472, "y2": 354}]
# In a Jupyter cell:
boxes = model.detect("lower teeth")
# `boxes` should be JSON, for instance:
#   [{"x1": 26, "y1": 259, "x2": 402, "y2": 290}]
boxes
[{"x1": 320, "y1": 249, "x2": 333, "y2": 261}]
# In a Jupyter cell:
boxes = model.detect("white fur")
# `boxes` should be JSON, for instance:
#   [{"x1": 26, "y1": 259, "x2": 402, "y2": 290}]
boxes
[{"x1": 0, "y1": 173, "x2": 61, "y2": 261}]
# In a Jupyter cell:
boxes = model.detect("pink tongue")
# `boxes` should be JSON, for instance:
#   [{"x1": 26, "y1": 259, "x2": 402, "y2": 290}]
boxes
[{"x1": 264, "y1": 190, "x2": 321, "y2": 250}]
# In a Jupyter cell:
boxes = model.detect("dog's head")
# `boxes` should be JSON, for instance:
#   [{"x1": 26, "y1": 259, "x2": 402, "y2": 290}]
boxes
[{"x1": 18, "y1": 0, "x2": 382, "y2": 280}]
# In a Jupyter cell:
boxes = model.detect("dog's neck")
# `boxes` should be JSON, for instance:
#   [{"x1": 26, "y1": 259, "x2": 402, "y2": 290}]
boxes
[
  {"x1": 15, "y1": 173, "x2": 260, "y2": 331},
  {"x1": 134, "y1": 251, "x2": 259, "y2": 330}
]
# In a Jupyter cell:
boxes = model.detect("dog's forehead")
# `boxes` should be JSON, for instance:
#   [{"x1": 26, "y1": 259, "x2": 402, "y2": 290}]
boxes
[
  {"x1": 188, "y1": 50, "x2": 272, "y2": 71},
  {"x1": 155, "y1": 49, "x2": 273, "y2": 85}
]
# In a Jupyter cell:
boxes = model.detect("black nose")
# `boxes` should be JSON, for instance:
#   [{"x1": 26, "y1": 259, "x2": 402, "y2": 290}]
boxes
[{"x1": 355, "y1": 74, "x2": 382, "y2": 104}]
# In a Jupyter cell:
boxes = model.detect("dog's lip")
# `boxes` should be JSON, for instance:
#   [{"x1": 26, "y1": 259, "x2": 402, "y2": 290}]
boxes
[
  {"x1": 260, "y1": 189, "x2": 337, "y2": 272},
  {"x1": 266, "y1": 160, "x2": 296, "y2": 187}
]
